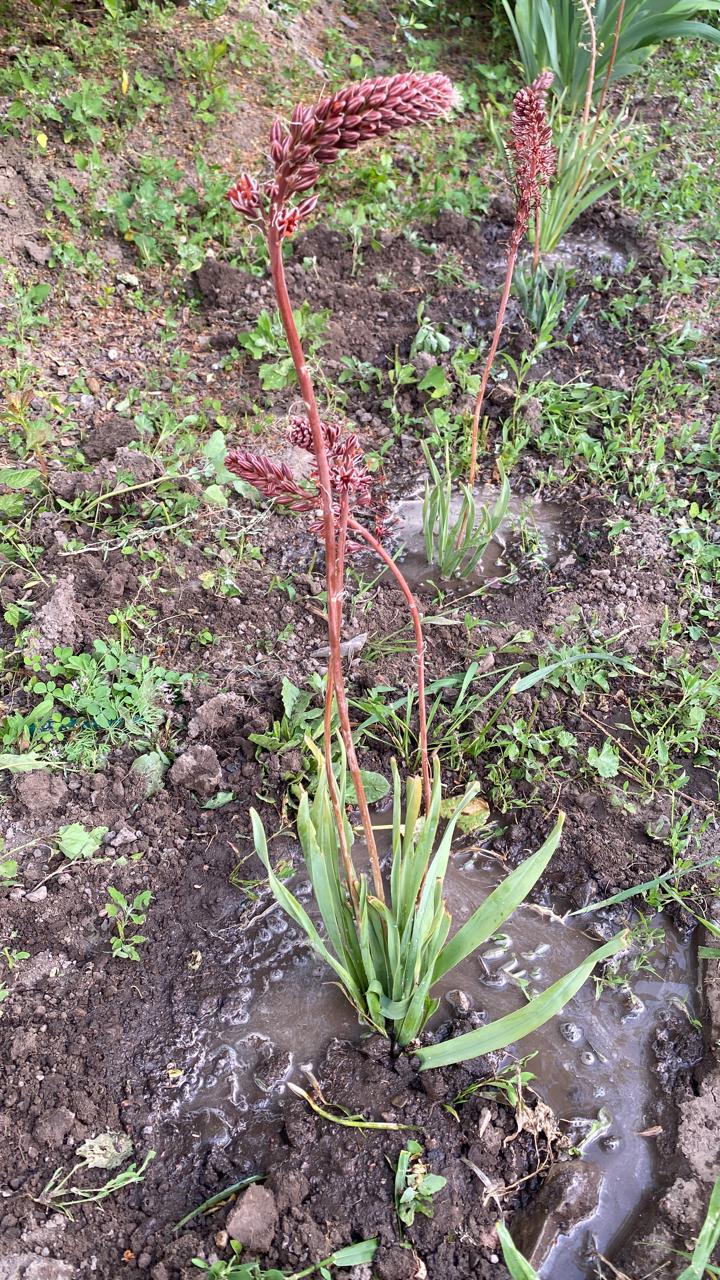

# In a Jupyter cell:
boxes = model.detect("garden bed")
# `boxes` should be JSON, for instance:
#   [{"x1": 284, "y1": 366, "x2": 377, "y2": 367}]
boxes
[{"x1": 1, "y1": 0, "x2": 719, "y2": 1277}]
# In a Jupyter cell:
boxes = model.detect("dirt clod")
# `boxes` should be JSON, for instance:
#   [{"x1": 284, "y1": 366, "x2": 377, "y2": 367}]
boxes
[
  {"x1": 225, "y1": 1184, "x2": 279, "y2": 1254},
  {"x1": 82, "y1": 416, "x2": 139, "y2": 462},
  {"x1": 677, "y1": 1069, "x2": 720, "y2": 1182},
  {"x1": 0, "y1": 1256, "x2": 75, "y2": 1280},
  {"x1": 188, "y1": 693, "x2": 245, "y2": 741},
  {"x1": 32, "y1": 577, "x2": 80, "y2": 655},
  {"x1": 169, "y1": 745, "x2": 222, "y2": 798},
  {"x1": 512, "y1": 1160, "x2": 603, "y2": 1268},
  {"x1": 32, "y1": 1105, "x2": 76, "y2": 1147},
  {"x1": 14, "y1": 771, "x2": 68, "y2": 814}
]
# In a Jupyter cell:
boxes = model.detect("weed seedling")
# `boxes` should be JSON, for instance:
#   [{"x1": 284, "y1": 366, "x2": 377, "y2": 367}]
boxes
[
  {"x1": 393, "y1": 1140, "x2": 446, "y2": 1228},
  {"x1": 56, "y1": 823, "x2": 108, "y2": 861},
  {"x1": 0, "y1": 860, "x2": 20, "y2": 889},
  {"x1": 35, "y1": 1135, "x2": 155, "y2": 1219},
  {"x1": 192, "y1": 1237, "x2": 377, "y2": 1278},
  {"x1": 2, "y1": 942, "x2": 30, "y2": 971},
  {"x1": 104, "y1": 887, "x2": 152, "y2": 961}
]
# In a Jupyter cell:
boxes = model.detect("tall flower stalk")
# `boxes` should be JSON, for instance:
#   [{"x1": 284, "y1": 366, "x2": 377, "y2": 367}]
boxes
[
  {"x1": 224, "y1": 74, "x2": 624, "y2": 1056},
  {"x1": 227, "y1": 74, "x2": 454, "y2": 906},
  {"x1": 466, "y1": 73, "x2": 555, "y2": 492}
]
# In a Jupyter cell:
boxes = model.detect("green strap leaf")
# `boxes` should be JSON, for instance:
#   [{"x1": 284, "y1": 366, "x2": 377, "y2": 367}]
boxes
[
  {"x1": 511, "y1": 652, "x2": 643, "y2": 694},
  {"x1": 416, "y1": 932, "x2": 627, "y2": 1070},
  {"x1": 250, "y1": 809, "x2": 358, "y2": 997},
  {"x1": 433, "y1": 813, "x2": 565, "y2": 983},
  {"x1": 496, "y1": 1223, "x2": 540, "y2": 1280}
]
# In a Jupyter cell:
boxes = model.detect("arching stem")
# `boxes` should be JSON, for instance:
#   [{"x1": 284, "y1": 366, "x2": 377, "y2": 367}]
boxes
[
  {"x1": 347, "y1": 516, "x2": 431, "y2": 813},
  {"x1": 467, "y1": 239, "x2": 519, "y2": 492}
]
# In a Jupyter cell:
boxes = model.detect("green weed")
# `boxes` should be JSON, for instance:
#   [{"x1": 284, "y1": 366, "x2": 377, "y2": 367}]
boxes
[
  {"x1": 1, "y1": 640, "x2": 187, "y2": 768},
  {"x1": 393, "y1": 1140, "x2": 446, "y2": 1227},
  {"x1": 104, "y1": 886, "x2": 152, "y2": 961}
]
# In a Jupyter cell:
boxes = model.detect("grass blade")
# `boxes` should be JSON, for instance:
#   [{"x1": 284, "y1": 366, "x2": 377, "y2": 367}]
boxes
[
  {"x1": 676, "y1": 1177, "x2": 720, "y2": 1280},
  {"x1": 174, "y1": 1176, "x2": 262, "y2": 1232},
  {"x1": 511, "y1": 652, "x2": 643, "y2": 693},
  {"x1": 286, "y1": 1082, "x2": 413, "y2": 1131},
  {"x1": 250, "y1": 810, "x2": 359, "y2": 998},
  {"x1": 325, "y1": 1239, "x2": 378, "y2": 1267},
  {"x1": 570, "y1": 854, "x2": 720, "y2": 916}
]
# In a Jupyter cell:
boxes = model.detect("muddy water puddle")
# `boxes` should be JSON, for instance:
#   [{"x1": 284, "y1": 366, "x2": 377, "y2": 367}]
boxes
[
  {"x1": 171, "y1": 842, "x2": 697, "y2": 1277},
  {"x1": 443, "y1": 857, "x2": 697, "y2": 1276},
  {"x1": 390, "y1": 484, "x2": 567, "y2": 592}
]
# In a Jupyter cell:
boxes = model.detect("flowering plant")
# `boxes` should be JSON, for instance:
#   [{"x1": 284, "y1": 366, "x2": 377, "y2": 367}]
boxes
[
  {"x1": 466, "y1": 73, "x2": 555, "y2": 492},
  {"x1": 226, "y1": 74, "x2": 623, "y2": 1056}
]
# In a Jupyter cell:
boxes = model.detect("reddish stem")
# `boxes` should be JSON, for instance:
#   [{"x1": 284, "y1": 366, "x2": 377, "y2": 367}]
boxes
[
  {"x1": 467, "y1": 237, "x2": 519, "y2": 491},
  {"x1": 267, "y1": 228, "x2": 385, "y2": 905},
  {"x1": 596, "y1": 0, "x2": 626, "y2": 117},
  {"x1": 347, "y1": 515, "x2": 431, "y2": 813},
  {"x1": 532, "y1": 208, "x2": 541, "y2": 271}
]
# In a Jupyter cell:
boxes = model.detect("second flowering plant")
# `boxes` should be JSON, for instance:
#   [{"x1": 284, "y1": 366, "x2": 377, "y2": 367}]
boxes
[{"x1": 225, "y1": 72, "x2": 624, "y2": 1059}]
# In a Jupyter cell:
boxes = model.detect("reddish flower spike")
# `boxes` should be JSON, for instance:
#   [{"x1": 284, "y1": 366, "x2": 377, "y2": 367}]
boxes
[{"x1": 508, "y1": 77, "x2": 556, "y2": 244}]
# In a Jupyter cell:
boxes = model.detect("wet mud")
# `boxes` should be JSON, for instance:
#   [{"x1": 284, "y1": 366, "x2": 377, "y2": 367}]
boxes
[{"x1": 165, "y1": 835, "x2": 701, "y2": 1278}]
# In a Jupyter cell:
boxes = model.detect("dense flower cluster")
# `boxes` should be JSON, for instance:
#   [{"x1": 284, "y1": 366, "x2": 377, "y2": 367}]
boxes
[
  {"x1": 227, "y1": 71, "x2": 456, "y2": 240},
  {"x1": 508, "y1": 72, "x2": 556, "y2": 247},
  {"x1": 270, "y1": 73, "x2": 456, "y2": 202},
  {"x1": 530, "y1": 69, "x2": 554, "y2": 107},
  {"x1": 224, "y1": 450, "x2": 313, "y2": 512}
]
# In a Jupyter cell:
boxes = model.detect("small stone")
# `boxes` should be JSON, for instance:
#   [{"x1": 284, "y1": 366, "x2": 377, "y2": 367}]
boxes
[
  {"x1": 111, "y1": 828, "x2": 139, "y2": 848},
  {"x1": 445, "y1": 989, "x2": 472, "y2": 1014},
  {"x1": 26, "y1": 885, "x2": 48, "y2": 903},
  {"x1": 225, "y1": 1184, "x2": 278, "y2": 1254}
]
